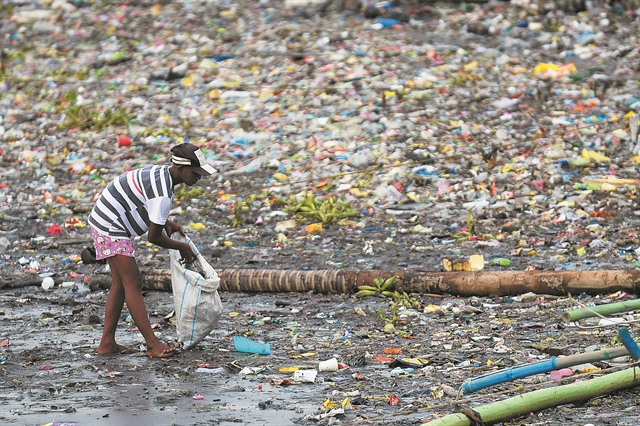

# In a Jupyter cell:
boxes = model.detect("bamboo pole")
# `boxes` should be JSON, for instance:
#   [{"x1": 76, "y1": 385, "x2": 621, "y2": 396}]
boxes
[
  {"x1": 562, "y1": 299, "x2": 640, "y2": 322},
  {"x1": 462, "y1": 346, "x2": 630, "y2": 394},
  {"x1": 424, "y1": 366, "x2": 640, "y2": 426},
  {"x1": 86, "y1": 269, "x2": 640, "y2": 296}
]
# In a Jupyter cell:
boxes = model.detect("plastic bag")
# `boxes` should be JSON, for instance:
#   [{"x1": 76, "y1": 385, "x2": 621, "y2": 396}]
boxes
[{"x1": 169, "y1": 233, "x2": 223, "y2": 348}]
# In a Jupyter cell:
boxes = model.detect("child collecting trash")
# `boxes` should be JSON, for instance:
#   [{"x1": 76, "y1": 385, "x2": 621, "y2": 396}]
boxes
[{"x1": 87, "y1": 143, "x2": 216, "y2": 357}]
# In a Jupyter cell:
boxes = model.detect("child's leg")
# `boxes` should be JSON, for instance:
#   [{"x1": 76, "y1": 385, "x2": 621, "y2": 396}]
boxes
[
  {"x1": 97, "y1": 260, "x2": 128, "y2": 354},
  {"x1": 105, "y1": 254, "x2": 178, "y2": 357}
]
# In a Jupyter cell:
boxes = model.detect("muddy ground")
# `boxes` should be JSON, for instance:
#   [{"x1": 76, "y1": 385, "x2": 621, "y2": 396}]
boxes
[
  {"x1": 3, "y1": 286, "x2": 640, "y2": 426},
  {"x1": 2, "y1": 209, "x2": 640, "y2": 426}
]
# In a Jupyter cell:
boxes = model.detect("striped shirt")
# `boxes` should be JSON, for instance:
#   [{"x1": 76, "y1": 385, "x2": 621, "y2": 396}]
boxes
[{"x1": 88, "y1": 165, "x2": 174, "y2": 238}]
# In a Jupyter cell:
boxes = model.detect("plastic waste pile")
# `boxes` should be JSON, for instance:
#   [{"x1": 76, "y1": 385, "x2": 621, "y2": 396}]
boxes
[
  {"x1": 3, "y1": 0, "x2": 640, "y2": 422},
  {"x1": 2, "y1": 0, "x2": 640, "y2": 277}
]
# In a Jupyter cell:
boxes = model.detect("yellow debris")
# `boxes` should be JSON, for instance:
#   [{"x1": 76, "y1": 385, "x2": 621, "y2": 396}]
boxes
[
  {"x1": 581, "y1": 176, "x2": 637, "y2": 187},
  {"x1": 383, "y1": 323, "x2": 396, "y2": 334},
  {"x1": 323, "y1": 399, "x2": 337, "y2": 409},
  {"x1": 581, "y1": 148, "x2": 610, "y2": 163},
  {"x1": 272, "y1": 172, "x2": 288, "y2": 182},
  {"x1": 305, "y1": 223, "x2": 323, "y2": 233},
  {"x1": 463, "y1": 61, "x2": 479, "y2": 70}
]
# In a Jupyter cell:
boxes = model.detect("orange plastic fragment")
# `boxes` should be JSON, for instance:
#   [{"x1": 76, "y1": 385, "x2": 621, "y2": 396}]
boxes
[
  {"x1": 372, "y1": 355, "x2": 394, "y2": 363},
  {"x1": 305, "y1": 223, "x2": 323, "y2": 233}
]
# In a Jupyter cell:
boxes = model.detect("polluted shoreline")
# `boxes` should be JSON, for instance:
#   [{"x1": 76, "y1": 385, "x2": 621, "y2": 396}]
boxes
[
  {"x1": 4, "y1": 0, "x2": 640, "y2": 424},
  {"x1": 3, "y1": 285, "x2": 640, "y2": 425}
]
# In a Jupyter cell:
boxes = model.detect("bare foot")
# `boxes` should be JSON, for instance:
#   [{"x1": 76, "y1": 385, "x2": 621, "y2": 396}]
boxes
[
  {"x1": 97, "y1": 343, "x2": 138, "y2": 355},
  {"x1": 146, "y1": 342, "x2": 180, "y2": 358}
]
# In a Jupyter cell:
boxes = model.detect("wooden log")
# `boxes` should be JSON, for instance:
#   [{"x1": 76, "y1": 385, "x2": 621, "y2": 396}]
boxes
[
  {"x1": 0, "y1": 277, "x2": 64, "y2": 290},
  {"x1": 87, "y1": 269, "x2": 640, "y2": 296}
]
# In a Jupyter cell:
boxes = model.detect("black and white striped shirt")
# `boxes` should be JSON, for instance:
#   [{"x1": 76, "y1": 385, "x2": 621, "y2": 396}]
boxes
[{"x1": 88, "y1": 165, "x2": 174, "y2": 238}]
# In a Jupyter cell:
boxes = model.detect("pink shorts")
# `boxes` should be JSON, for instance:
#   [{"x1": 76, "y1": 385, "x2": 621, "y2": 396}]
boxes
[{"x1": 91, "y1": 227, "x2": 136, "y2": 260}]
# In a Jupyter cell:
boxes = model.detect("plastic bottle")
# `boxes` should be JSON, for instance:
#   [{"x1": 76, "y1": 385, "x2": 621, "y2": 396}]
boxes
[
  {"x1": 491, "y1": 258, "x2": 511, "y2": 267},
  {"x1": 573, "y1": 183, "x2": 601, "y2": 190}
]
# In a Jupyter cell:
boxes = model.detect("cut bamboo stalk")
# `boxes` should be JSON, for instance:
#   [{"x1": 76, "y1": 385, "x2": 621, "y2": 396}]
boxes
[
  {"x1": 461, "y1": 346, "x2": 629, "y2": 394},
  {"x1": 562, "y1": 298, "x2": 640, "y2": 322},
  {"x1": 423, "y1": 366, "x2": 640, "y2": 426},
  {"x1": 86, "y1": 269, "x2": 640, "y2": 296}
]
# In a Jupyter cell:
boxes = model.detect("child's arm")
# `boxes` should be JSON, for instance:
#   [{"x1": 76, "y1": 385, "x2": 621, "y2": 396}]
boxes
[
  {"x1": 163, "y1": 219, "x2": 185, "y2": 237},
  {"x1": 148, "y1": 222, "x2": 196, "y2": 264}
]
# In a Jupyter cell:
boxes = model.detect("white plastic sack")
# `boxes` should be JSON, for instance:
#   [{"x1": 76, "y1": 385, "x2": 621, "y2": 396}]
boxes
[{"x1": 169, "y1": 233, "x2": 223, "y2": 348}]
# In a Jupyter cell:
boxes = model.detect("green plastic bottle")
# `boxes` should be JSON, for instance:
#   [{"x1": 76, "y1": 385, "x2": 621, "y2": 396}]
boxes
[{"x1": 573, "y1": 183, "x2": 601, "y2": 190}]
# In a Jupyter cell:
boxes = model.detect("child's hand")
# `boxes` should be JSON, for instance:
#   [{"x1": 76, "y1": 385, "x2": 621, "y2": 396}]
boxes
[{"x1": 179, "y1": 242, "x2": 197, "y2": 265}]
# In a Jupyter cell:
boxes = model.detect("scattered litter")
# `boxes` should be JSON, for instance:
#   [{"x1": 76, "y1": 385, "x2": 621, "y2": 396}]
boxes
[
  {"x1": 233, "y1": 336, "x2": 271, "y2": 355},
  {"x1": 2, "y1": 0, "x2": 640, "y2": 424}
]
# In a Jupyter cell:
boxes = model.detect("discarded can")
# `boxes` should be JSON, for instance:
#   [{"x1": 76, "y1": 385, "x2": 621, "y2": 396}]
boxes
[{"x1": 491, "y1": 258, "x2": 511, "y2": 267}]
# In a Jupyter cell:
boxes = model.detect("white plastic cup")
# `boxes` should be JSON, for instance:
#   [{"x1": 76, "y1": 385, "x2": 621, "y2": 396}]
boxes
[
  {"x1": 41, "y1": 277, "x2": 55, "y2": 290},
  {"x1": 318, "y1": 358, "x2": 339, "y2": 372},
  {"x1": 293, "y1": 369, "x2": 318, "y2": 383}
]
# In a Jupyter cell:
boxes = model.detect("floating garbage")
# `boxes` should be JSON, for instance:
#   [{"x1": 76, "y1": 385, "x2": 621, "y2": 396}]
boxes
[
  {"x1": 3, "y1": 0, "x2": 640, "y2": 424},
  {"x1": 293, "y1": 369, "x2": 318, "y2": 383},
  {"x1": 40, "y1": 277, "x2": 55, "y2": 290},
  {"x1": 318, "y1": 358, "x2": 339, "y2": 372}
]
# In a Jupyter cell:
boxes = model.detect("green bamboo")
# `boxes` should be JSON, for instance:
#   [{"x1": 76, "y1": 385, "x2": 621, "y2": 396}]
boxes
[
  {"x1": 562, "y1": 299, "x2": 640, "y2": 322},
  {"x1": 422, "y1": 366, "x2": 640, "y2": 426}
]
